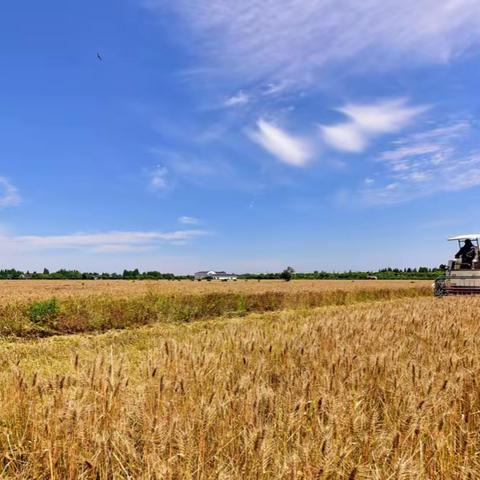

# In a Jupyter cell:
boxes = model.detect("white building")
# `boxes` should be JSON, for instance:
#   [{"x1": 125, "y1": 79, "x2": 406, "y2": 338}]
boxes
[{"x1": 194, "y1": 270, "x2": 237, "y2": 281}]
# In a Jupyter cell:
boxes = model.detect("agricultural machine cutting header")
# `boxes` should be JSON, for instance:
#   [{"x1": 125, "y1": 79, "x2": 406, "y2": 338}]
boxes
[{"x1": 434, "y1": 234, "x2": 480, "y2": 296}]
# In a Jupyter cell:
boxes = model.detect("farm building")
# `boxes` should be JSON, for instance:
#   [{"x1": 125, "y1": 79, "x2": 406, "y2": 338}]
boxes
[{"x1": 194, "y1": 271, "x2": 237, "y2": 281}]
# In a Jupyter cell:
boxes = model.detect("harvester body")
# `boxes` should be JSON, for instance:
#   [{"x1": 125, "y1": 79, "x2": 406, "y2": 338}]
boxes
[{"x1": 434, "y1": 234, "x2": 480, "y2": 296}]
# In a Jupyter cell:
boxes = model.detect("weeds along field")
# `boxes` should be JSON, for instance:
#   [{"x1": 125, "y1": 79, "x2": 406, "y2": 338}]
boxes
[
  {"x1": 0, "y1": 280, "x2": 431, "y2": 336},
  {"x1": 1, "y1": 296, "x2": 480, "y2": 478}
]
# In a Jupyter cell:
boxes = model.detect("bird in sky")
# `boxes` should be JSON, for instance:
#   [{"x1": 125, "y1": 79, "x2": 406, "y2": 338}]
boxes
[{"x1": 96, "y1": 52, "x2": 103, "y2": 61}]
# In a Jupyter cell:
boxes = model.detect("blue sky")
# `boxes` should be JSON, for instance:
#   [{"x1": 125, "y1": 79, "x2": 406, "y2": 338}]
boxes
[{"x1": 1, "y1": 0, "x2": 480, "y2": 273}]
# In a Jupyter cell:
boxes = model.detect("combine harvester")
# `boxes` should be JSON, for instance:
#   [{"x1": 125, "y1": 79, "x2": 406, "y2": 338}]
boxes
[{"x1": 434, "y1": 234, "x2": 480, "y2": 296}]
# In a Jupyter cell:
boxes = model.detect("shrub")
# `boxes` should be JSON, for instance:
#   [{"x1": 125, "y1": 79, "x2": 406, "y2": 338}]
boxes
[{"x1": 29, "y1": 298, "x2": 59, "y2": 324}]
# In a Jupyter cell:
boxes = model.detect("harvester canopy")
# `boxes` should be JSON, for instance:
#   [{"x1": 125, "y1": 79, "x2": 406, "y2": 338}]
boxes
[{"x1": 448, "y1": 234, "x2": 480, "y2": 241}]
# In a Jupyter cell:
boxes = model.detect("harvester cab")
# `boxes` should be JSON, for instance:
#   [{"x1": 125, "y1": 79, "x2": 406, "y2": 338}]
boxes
[{"x1": 434, "y1": 234, "x2": 480, "y2": 296}]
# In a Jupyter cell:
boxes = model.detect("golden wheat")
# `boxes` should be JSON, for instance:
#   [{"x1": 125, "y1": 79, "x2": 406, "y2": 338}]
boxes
[
  {"x1": 0, "y1": 284, "x2": 429, "y2": 337},
  {"x1": 0, "y1": 295, "x2": 479, "y2": 478},
  {"x1": 0, "y1": 279, "x2": 430, "y2": 304}
]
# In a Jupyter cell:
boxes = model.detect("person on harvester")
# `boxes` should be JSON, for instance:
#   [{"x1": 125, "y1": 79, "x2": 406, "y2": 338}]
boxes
[{"x1": 455, "y1": 239, "x2": 477, "y2": 268}]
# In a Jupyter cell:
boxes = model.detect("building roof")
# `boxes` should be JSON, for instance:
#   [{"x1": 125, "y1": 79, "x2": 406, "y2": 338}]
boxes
[{"x1": 195, "y1": 270, "x2": 236, "y2": 276}]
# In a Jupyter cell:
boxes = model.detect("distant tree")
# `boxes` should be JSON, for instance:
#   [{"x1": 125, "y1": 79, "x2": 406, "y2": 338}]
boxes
[
  {"x1": 122, "y1": 269, "x2": 139, "y2": 279},
  {"x1": 280, "y1": 266, "x2": 295, "y2": 282},
  {"x1": 43, "y1": 268, "x2": 50, "y2": 275}
]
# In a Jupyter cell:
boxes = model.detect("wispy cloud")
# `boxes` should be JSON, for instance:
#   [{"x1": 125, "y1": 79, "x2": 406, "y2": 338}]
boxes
[
  {"x1": 149, "y1": 148, "x2": 235, "y2": 186},
  {"x1": 262, "y1": 81, "x2": 290, "y2": 96},
  {"x1": 224, "y1": 90, "x2": 249, "y2": 107},
  {"x1": 5, "y1": 229, "x2": 208, "y2": 253},
  {"x1": 320, "y1": 99, "x2": 427, "y2": 153},
  {"x1": 149, "y1": 0, "x2": 480, "y2": 86},
  {"x1": 149, "y1": 165, "x2": 169, "y2": 191},
  {"x1": 357, "y1": 121, "x2": 480, "y2": 205},
  {"x1": 249, "y1": 119, "x2": 312, "y2": 167},
  {"x1": 178, "y1": 216, "x2": 200, "y2": 225},
  {"x1": 148, "y1": 147, "x2": 266, "y2": 193},
  {"x1": 0, "y1": 177, "x2": 21, "y2": 207}
]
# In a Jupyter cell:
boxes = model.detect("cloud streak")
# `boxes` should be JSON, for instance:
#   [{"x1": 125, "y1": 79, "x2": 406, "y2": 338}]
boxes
[
  {"x1": 178, "y1": 216, "x2": 200, "y2": 225},
  {"x1": 149, "y1": 0, "x2": 480, "y2": 86},
  {"x1": 357, "y1": 121, "x2": 480, "y2": 205},
  {"x1": 3, "y1": 230, "x2": 208, "y2": 253},
  {"x1": 224, "y1": 91, "x2": 249, "y2": 107},
  {"x1": 250, "y1": 119, "x2": 312, "y2": 167},
  {"x1": 0, "y1": 177, "x2": 21, "y2": 207}
]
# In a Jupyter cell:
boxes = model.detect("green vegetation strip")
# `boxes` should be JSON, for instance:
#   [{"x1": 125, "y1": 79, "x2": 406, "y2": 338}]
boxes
[{"x1": 0, "y1": 287, "x2": 431, "y2": 337}]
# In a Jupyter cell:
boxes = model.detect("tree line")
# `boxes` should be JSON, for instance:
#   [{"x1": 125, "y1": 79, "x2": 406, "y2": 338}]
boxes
[
  {"x1": 0, "y1": 268, "x2": 189, "y2": 280},
  {"x1": 0, "y1": 266, "x2": 446, "y2": 281},
  {"x1": 243, "y1": 266, "x2": 445, "y2": 281}
]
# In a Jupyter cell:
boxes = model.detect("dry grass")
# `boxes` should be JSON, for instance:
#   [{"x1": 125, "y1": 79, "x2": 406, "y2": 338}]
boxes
[
  {"x1": 0, "y1": 279, "x2": 431, "y2": 304},
  {"x1": 1, "y1": 295, "x2": 480, "y2": 478}
]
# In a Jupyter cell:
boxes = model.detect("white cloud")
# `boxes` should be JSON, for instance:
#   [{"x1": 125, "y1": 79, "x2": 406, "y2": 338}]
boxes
[
  {"x1": 250, "y1": 119, "x2": 312, "y2": 167},
  {"x1": 149, "y1": 165, "x2": 169, "y2": 190},
  {"x1": 357, "y1": 121, "x2": 480, "y2": 205},
  {"x1": 0, "y1": 177, "x2": 21, "y2": 207},
  {"x1": 263, "y1": 81, "x2": 290, "y2": 96},
  {"x1": 224, "y1": 91, "x2": 249, "y2": 107},
  {"x1": 4, "y1": 229, "x2": 208, "y2": 253},
  {"x1": 339, "y1": 100, "x2": 428, "y2": 133},
  {"x1": 320, "y1": 99, "x2": 427, "y2": 153},
  {"x1": 149, "y1": 0, "x2": 480, "y2": 86},
  {"x1": 178, "y1": 216, "x2": 200, "y2": 225},
  {"x1": 321, "y1": 123, "x2": 367, "y2": 153}
]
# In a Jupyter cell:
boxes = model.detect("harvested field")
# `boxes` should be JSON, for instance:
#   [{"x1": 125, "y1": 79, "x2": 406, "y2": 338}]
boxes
[{"x1": 1, "y1": 295, "x2": 479, "y2": 478}]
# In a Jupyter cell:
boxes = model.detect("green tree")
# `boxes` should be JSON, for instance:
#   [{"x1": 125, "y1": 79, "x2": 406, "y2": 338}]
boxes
[{"x1": 280, "y1": 266, "x2": 295, "y2": 282}]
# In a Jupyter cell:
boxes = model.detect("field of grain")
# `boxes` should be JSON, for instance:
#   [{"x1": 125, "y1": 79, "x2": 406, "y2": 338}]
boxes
[
  {"x1": 1, "y1": 294, "x2": 480, "y2": 478},
  {"x1": 0, "y1": 279, "x2": 430, "y2": 303},
  {"x1": 0, "y1": 280, "x2": 430, "y2": 337},
  {"x1": 3, "y1": 280, "x2": 478, "y2": 478}
]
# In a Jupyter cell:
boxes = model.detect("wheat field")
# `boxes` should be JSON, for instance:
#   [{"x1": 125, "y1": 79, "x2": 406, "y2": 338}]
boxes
[
  {"x1": 0, "y1": 279, "x2": 430, "y2": 303},
  {"x1": 0, "y1": 280, "x2": 430, "y2": 337},
  {"x1": 1, "y1": 284, "x2": 480, "y2": 478}
]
